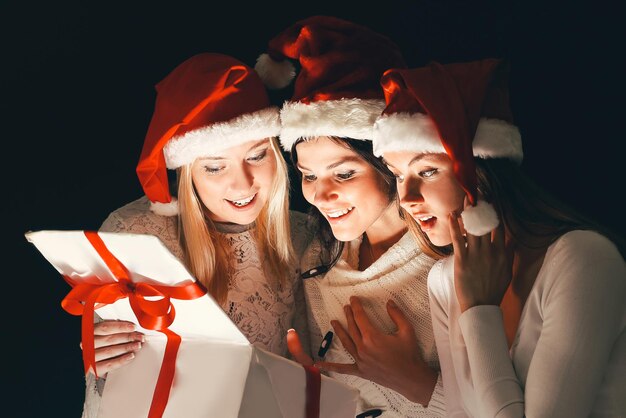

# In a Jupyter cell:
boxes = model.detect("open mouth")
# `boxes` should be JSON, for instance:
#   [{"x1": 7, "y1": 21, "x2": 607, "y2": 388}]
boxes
[
  {"x1": 416, "y1": 215, "x2": 437, "y2": 230},
  {"x1": 226, "y1": 194, "x2": 256, "y2": 208},
  {"x1": 325, "y1": 207, "x2": 354, "y2": 220}
]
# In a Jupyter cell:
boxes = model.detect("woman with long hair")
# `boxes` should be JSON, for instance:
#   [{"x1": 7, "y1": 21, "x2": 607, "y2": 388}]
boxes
[
  {"x1": 374, "y1": 59, "x2": 625, "y2": 417},
  {"x1": 257, "y1": 16, "x2": 447, "y2": 417},
  {"x1": 81, "y1": 53, "x2": 313, "y2": 417}
]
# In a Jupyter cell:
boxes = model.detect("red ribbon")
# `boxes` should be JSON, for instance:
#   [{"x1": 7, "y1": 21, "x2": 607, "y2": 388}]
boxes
[
  {"x1": 61, "y1": 231, "x2": 206, "y2": 418},
  {"x1": 303, "y1": 365, "x2": 321, "y2": 418}
]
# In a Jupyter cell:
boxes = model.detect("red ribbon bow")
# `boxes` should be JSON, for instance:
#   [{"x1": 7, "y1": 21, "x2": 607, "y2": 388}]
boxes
[{"x1": 61, "y1": 231, "x2": 205, "y2": 418}]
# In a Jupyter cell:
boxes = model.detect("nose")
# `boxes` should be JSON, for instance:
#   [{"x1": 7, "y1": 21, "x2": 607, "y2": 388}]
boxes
[
  {"x1": 397, "y1": 176, "x2": 424, "y2": 209},
  {"x1": 230, "y1": 163, "x2": 254, "y2": 194},
  {"x1": 313, "y1": 178, "x2": 339, "y2": 206}
]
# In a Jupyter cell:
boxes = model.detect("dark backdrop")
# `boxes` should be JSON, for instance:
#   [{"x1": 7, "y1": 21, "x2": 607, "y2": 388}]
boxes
[{"x1": 3, "y1": 1, "x2": 622, "y2": 416}]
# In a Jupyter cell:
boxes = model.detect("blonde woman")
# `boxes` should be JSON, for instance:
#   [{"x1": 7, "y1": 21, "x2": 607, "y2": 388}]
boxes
[{"x1": 81, "y1": 53, "x2": 313, "y2": 417}]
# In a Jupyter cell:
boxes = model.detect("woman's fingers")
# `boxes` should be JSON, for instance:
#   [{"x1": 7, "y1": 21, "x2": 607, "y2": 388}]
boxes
[
  {"x1": 93, "y1": 351, "x2": 137, "y2": 376},
  {"x1": 331, "y1": 320, "x2": 358, "y2": 360},
  {"x1": 449, "y1": 212, "x2": 466, "y2": 256},
  {"x1": 94, "y1": 341, "x2": 143, "y2": 363},
  {"x1": 385, "y1": 300, "x2": 413, "y2": 337},
  {"x1": 349, "y1": 297, "x2": 376, "y2": 342},
  {"x1": 93, "y1": 331, "x2": 144, "y2": 349},
  {"x1": 286, "y1": 329, "x2": 314, "y2": 366},
  {"x1": 93, "y1": 320, "x2": 137, "y2": 336},
  {"x1": 344, "y1": 304, "x2": 363, "y2": 346}
]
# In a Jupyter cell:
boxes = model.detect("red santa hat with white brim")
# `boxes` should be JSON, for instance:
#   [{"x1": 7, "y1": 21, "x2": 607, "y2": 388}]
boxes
[
  {"x1": 254, "y1": 15, "x2": 407, "y2": 150},
  {"x1": 372, "y1": 59, "x2": 523, "y2": 236},
  {"x1": 136, "y1": 53, "x2": 281, "y2": 216}
]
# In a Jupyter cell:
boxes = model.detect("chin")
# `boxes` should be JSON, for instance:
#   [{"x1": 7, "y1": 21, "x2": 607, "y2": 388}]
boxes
[
  {"x1": 426, "y1": 233, "x2": 452, "y2": 248},
  {"x1": 329, "y1": 225, "x2": 364, "y2": 243}
]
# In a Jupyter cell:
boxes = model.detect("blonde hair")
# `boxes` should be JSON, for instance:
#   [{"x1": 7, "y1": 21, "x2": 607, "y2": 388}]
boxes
[{"x1": 177, "y1": 137, "x2": 293, "y2": 303}]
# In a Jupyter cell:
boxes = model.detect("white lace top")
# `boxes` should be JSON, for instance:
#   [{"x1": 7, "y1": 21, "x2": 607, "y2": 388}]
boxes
[
  {"x1": 300, "y1": 231, "x2": 447, "y2": 417},
  {"x1": 82, "y1": 196, "x2": 314, "y2": 417}
]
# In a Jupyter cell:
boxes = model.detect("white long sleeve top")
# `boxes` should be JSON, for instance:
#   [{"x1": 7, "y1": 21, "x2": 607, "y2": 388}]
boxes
[
  {"x1": 301, "y1": 231, "x2": 447, "y2": 417},
  {"x1": 428, "y1": 230, "x2": 626, "y2": 417}
]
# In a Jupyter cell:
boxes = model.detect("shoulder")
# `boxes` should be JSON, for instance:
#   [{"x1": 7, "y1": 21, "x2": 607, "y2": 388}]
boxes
[
  {"x1": 543, "y1": 230, "x2": 625, "y2": 294},
  {"x1": 100, "y1": 196, "x2": 178, "y2": 236},
  {"x1": 289, "y1": 209, "x2": 317, "y2": 259},
  {"x1": 427, "y1": 256, "x2": 454, "y2": 300},
  {"x1": 548, "y1": 230, "x2": 624, "y2": 271}
]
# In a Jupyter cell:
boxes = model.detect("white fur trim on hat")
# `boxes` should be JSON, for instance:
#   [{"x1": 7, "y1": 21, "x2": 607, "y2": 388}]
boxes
[
  {"x1": 150, "y1": 198, "x2": 179, "y2": 216},
  {"x1": 255, "y1": 53, "x2": 296, "y2": 90},
  {"x1": 461, "y1": 200, "x2": 499, "y2": 236},
  {"x1": 163, "y1": 107, "x2": 281, "y2": 169},
  {"x1": 279, "y1": 98, "x2": 385, "y2": 151},
  {"x1": 373, "y1": 113, "x2": 523, "y2": 163}
]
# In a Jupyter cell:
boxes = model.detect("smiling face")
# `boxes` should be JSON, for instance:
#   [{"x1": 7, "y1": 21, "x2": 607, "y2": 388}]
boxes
[
  {"x1": 295, "y1": 136, "x2": 392, "y2": 242},
  {"x1": 383, "y1": 151, "x2": 466, "y2": 246},
  {"x1": 190, "y1": 138, "x2": 276, "y2": 224}
]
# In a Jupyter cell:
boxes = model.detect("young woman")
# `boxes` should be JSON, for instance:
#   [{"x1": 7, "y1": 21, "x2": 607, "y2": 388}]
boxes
[
  {"x1": 257, "y1": 15, "x2": 447, "y2": 417},
  {"x1": 374, "y1": 59, "x2": 626, "y2": 417},
  {"x1": 82, "y1": 53, "x2": 313, "y2": 417}
]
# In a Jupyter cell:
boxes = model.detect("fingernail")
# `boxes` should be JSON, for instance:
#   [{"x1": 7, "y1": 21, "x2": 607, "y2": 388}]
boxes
[{"x1": 388, "y1": 299, "x2": 397, "y2": 308}]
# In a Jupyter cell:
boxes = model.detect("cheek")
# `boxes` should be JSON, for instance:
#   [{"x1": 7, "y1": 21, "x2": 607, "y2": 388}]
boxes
[
  {"x1": 192, "y1": 176, "x2": 226, "y2": 209},
  {"x1": 254, "y1": 159, "x2": 277, "y2": 190}
]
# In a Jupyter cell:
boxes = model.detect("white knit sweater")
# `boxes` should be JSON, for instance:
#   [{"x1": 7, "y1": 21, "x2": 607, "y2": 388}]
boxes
[
  {"x1": 82, "y1": 196, "x2": 314, "y2": 417},
  {"x1": 301, "y1": 231, "x2": 446, "y2": 417},
  {"x1": 429, "y1": 230, "x2": 626, "y2": 417}
]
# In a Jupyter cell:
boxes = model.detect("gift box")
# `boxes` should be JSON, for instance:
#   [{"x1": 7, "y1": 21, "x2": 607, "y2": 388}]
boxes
[{"x1": 26, "y1": 230, "x2": 358, "y2": 418}]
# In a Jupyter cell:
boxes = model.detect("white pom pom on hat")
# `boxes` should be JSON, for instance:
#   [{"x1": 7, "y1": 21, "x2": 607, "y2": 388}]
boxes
[
  {"x1": 461, "y1": 200, "x2": 500, "y2": 236},
  {"x1": 254, "y1": 53, "x2": 296, "y2": 90}
]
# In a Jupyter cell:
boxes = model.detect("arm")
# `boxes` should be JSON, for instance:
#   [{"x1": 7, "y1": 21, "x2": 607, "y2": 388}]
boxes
[
  {"x1": 428, "y1": 260, "x2": 470, "y2": 417},
  {"x1": 458, "y1": 230, "x2": 625, "y2": 417}
]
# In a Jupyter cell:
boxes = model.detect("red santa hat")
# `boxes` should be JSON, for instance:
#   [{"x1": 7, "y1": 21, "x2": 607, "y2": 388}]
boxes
[
  {"x1": 372, "y1": 59, "x2": 523, "y2": 236},
  {"x1": 254, "y1": 15, "x2": 407, "y2": 150},
  {"x1": 136, "y1": 53, "x2": 281, "y2": 216}
]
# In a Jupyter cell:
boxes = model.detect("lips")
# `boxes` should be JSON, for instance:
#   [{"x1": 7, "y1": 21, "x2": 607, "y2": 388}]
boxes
[
  {"x1": 326, "y1": 207, "x2": 354, "y2": 218},
  {"x1": 226, "y1": 193, "x2": 256, "y2": 208},
  {"x1": 413, "y1": 213, "x2": 437, "y2": 230}
]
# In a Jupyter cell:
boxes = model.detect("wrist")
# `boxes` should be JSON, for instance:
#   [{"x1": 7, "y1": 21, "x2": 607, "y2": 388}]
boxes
[{"x1": 400, "y1": 364, "x2": 438, "y2": 407}]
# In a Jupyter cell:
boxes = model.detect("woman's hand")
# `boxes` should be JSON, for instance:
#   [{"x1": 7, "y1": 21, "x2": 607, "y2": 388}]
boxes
[
  {"x1": 450, "y1": 200, "x2": 514, "y2": 313},
  {"x1": 286, "y1": 328, "x2": 315, "y2": 367},
  {"x1": 81, "y1": 320, "x2": 145, "y2": 376},
  {"x1": 316, "y1": 296, "x2": 437, "y2": 406}
]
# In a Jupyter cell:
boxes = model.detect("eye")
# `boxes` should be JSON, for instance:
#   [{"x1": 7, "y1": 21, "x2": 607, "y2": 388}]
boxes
[
  {"x1": 336, "y1": 170, "x2": 356, "y2": 180},
  {"x1": 247, "y1": 149, "x2": 268, "y2": 162},
  {"x1": 302, "y1": 173, "x2": 317, "y2": 182},
  {"x1": 419, "y1": 168, "x2": 438, "y2": 178},
  {"x1": 203, "y1": 165, "x2": 224, "y2": 175}
]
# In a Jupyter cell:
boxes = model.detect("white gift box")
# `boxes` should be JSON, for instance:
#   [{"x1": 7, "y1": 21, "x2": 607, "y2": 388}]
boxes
[{"x1": 26, "y1": 230, "x2": 358, "y2": 418}]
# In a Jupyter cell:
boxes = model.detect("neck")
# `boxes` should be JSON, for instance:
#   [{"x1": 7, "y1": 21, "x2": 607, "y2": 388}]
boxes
[{"x1": 363, "y1": 202, "x2": 407, "y2": 261}]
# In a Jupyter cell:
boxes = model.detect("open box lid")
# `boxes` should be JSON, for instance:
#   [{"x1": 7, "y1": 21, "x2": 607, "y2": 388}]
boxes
[{"x1": 26, "y1": 230, "x2": 249, "y2": 345}]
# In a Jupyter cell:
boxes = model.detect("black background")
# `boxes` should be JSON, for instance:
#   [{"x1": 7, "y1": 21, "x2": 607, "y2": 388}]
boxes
[{"x1": 3, "y1": 1, "x2": 623, "y2": 416}]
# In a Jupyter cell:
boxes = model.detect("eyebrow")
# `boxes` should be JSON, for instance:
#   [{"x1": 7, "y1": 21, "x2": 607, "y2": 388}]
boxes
[
  {"x1": 297, "y1": 155, "x2": 363, "y2": 171},
  {"x1": 383, "y1": 154, "x2": 436, "y2": 169},
  {"x1": 196, "y1": 140, "x2": 271, "y2": 161}
]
